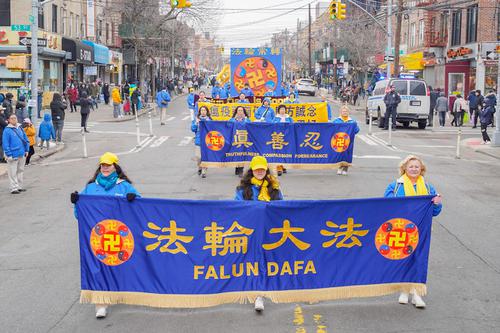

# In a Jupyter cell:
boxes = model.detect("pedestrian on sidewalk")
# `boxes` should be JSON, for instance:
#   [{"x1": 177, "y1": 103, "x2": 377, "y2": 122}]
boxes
[
  {"x1": 102, "y1": 83, "x2": 110, "y2": 105},
  {"x1": 230, "y1": 105, "x2": 251, "y2": 177},
  {"x1": 187, "y1": 88, "x2": 196, "y2": 121},
  {"x1": 80, "y1": 92, "x2": 92, "y2": 133},
  {"x1": 90, "y1": 82, "x2": 99, "y2": 110},
  {"x1": 111, "y1": 86, "x2": 123, "y2": 118},
  {"x1": 130, "y1": 88, "x2": 141, "y2": 115},
  {"x1": 191, "y1": 105, "x2": 211, "y2": 178},
  {"x1": 156, "y1": 87, "x2": 171, "y2": 125},
  {"x1": 434, "y1": 92, "x2": 448, "y2": 127},
  {"x1": 333, "y1": 105, "x2": 359, "y2": 176},
  {"x1": 384, "y1": 155, "x2": 442, "y2": 309},
  {"x1": 15, "y1": 95, "x2": 28, "y2": 122},
  {"x1": 22, "y1": 118, "x2": 35, "y2": 165},
  {"x1": 0, "y1": 106, "x2": 7, "y2": 163},
  {"x1": 67, "y1": 84, "x2": 79, "y2": 113},
  {"x1": 50, "y1": 93, "x2": 67, "y2": 144},
  {"x1": 38, "y1": 113, "x2": 55, "y2": 149},
  {"x1": 383, "y1": 85, "x2": 401, "y2": 130},
  {"x1": 483, "y1": 90, "x2": 497, "y2": 129},
  {"x1": 467, "y1": 90, "x2": 483, "y2": 128},
  {"x1": 479, "y1": 103, "x2": 495, "y2": 144},
  {"x1": 70, "y1": 152, "x2": 140, "y2": 319},
  {"x1": 234, "y1": 155, "x2": 283, "y2": 313},
  {"x1": 2, "y1": 114, "x2": 29, "y2": 194},
  {"x1": 428, "y1": 87, "x2": 439, "y2": 127},
  {"x1": 452, "y1": 94, "x2": 466, "y2": 127}
]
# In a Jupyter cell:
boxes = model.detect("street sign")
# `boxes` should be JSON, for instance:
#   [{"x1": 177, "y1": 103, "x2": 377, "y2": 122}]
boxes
[
  {"x1": 486, "y1": 51, "x2": 498, "y2": 60},
  {"x1": 28, "y1": 99, "x2": 37, "y2": 108},
  {"x1": 384, "y1": 55, "x2": 395, "y2": 61},
  {"x1": 19, "y1": 37, "x2": 47, "y2": 47},
  {"x1": 11, "y1": 24, "x2": 31, "y2": 32}
]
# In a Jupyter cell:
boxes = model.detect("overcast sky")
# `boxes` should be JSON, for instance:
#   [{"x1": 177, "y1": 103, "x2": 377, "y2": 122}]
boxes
[{"x1": 212, "y1": 0, "x2": 329, "y2": 54}]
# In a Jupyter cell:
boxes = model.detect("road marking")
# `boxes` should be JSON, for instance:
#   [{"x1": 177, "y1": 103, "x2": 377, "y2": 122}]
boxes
[
  {"x1": 357, "y1": 134, "x2": 377, "y2": 146},
  {"x1": 129, "y1": 136, "x2": 156, "y2": 153},
  {"x1": 369, "y1": 134, "x2": 398, "y2": 151},
  {"x1": 150, "y1": 136, "x2": 170, "y2": 148},
  {"x1": 354, "y1": 154, "x2": 401, "y2": 159},
  {"x1": 177, "y1": 136, "x2": 193, "y2": 146},
  {"x1": 182, "y1": 115, "x2": 191, "y2": 121},
  {"x1": 165, "y1": 116, "x2": 176, "y2": 122},
  {"x1": 407, "y1": 145, "x2": 455, "y2": 148}
]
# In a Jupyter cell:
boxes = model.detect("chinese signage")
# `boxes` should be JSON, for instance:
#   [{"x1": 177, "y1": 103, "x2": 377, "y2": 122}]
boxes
[
  {"x1": 77, "y1": 194, "x2": 433, "y2": 308},
  {"x1": 200, "y1": 121, "x2": 355, "y2": 168}
]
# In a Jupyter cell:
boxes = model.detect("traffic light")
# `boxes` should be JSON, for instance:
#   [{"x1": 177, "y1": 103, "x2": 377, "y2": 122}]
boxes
[
  {"x1": 329, "y1": 1, "x2": 338, "y2": 20},
  {"x1": 338, "y1": 1, "x2": 347, "y2": 20},
  {"x1": 170, "y1": 0, "x2": 191, "y2": 8}
]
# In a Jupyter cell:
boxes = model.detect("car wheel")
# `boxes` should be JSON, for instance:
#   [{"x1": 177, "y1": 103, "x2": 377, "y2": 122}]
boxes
[
  {"x1": 418, "y1": 121, "x2": 427, "y2": 129},
  {"x1": 402, "y1": 121, "x2": 410, "y2": 128}
]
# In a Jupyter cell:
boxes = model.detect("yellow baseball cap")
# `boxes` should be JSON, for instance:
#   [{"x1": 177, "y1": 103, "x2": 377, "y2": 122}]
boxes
[
  {"x1": 250, "y1": 156, "x2": 268, "y2": 171},
  {"x1": 99, "y1": 152, "x2": 119, "y2": 165}
]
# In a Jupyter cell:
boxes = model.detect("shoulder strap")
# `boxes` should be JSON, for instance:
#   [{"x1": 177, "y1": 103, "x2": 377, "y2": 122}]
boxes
[
  {"x1": 394, "y1": 182, "x2": 402, "y2": 195},
  {"x1": 10, "y1": 127, "x2": 28, "y2": 145}
]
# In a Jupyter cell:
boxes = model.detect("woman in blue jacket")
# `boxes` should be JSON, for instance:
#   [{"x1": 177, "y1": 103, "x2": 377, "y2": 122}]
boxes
[
  {"x1": 254, "y1": 98, "x2": 275, "y2": 122},
  {"x1": 230, "y1": 105, "x2": 251, "y2": 177},
  {"x1": 70, "y1": 152, "x2": 140, "y2": 318},
  {"x1": 384, "y1": 155, "x2": 442, "y2": 309},
  {"x1": 333, "y1": 106, "x2": 359, "y2": 175},
  {"x1": 235, "y1": 156, "x2": 283, "y2": 312},
  {"x1": 191, "y1": 105, "x2": 212, "y2": 178},
  {"x1": 187, "y1": 88, "x2": 196, "y2": 121}
]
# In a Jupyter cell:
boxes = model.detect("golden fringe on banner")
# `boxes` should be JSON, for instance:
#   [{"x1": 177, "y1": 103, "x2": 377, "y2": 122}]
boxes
[
  {"x1": 81, "y1": 283, "x2": 426, "y2": 308},
  {"x1": 200, "y1": 162, "x2": 352, "y2": 170}
]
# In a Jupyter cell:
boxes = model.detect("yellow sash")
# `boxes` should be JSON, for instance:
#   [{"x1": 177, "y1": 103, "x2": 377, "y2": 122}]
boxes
[
  {"x1": 402, "y1": 174, "x2": 428, "y2": 196},
  {"x1": 251, "y1": 177, "x2": 280, "y2": 202}
]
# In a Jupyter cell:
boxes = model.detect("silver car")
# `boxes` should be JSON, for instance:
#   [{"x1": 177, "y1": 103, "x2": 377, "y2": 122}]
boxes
[{"x1": 296, "y1": 78, "x2": 317, "y2": 96}]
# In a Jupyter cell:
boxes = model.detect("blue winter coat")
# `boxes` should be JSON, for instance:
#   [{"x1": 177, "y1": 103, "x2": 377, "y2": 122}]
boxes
[
  {"x1": 38, "y1": 113, "x2": 55, "y2": 140},
  {"x1": 280, "y1": 86, "x2": 289, "y2": 96},
  {"x1": 467, "y1": 91, "x2": 480, "y2": 108},
  {"x1": 240, "y1": 87, "x2": 254, "y2": 97},
  {"x1": 81, "y1": 179, "x2": 140, "y2": 198},
  {"x1": 236, "y1": 99, "x2": 249, "y2": 103},
  {"x1": 333, "y1": 117, "x2": 360, "y2": 134},
  {"x1": 484, "y1": 93, "x2": 497, "y2": 108},
  {"x1": 234, "y1": 185, "x2": 284, "y2": 201},
  {"x1": 211, "y1": 86, "x2": 222, "y2": 98},
  {"x1": 187, "y1": 93, "x2": 195, "y2": 108},
  {"x1": 191, "y1": 117, "x2": 210, "y2": 146},
  {"x1": 479, "y1": 106, "x2": 495, "y2": 125},
  {"x1": 229, "y1": 117, "x2": 251, "y2": 124},
  {"x1": 156, "y1": 90, "x2": 171, "y2": 108},
  {"x1": 2, "y1": 124, "x2": 29, "y2": 158},
  {"x1": 384, "y1": 177, "x2": 442, "y2": 216},
  {"x1": 219, "y1": 88, "x2": 229, "y2": 99},
  {"x1": 263, "y1": 91, "x2": 274, "y2": 97},
  {"x1": 255, "y1": 106, "x2": 275, "y2": 122},
  {"x1": 284, "y1": 98, "x2": 299, "y2": 104}
]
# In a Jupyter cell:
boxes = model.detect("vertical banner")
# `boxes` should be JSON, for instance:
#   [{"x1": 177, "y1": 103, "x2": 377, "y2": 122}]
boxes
[
  {"x1": 230, "y1": 48, "x2": 282, "y2": 97},
  {"x1": 86, "y1": 0, "x2": 95, "y2": 38}
]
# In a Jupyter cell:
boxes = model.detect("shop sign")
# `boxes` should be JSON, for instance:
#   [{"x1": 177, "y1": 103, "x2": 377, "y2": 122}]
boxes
[
  {"x1": 0, "y1": 30, "x2": 9, "y2": 44},
  {"x1": 447, "y1": 47, "x2": 473, "y2": 59},
  {"x1": 80, "y1": 49, "x2": 92, "y2": 62},
  {"x1": 84, "y1": 66, "x2": 98, "y2": 76}
]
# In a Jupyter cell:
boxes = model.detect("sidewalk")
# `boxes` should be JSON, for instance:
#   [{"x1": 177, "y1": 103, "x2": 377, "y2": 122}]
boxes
[{"x1": 463, "y1": 137, "x2": 500, "y2": 160}]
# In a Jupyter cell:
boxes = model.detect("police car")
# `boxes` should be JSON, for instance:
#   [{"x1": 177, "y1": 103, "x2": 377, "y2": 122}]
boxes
[{"x1": 366, "y1": 76, "x2": 430, "y2": 129}]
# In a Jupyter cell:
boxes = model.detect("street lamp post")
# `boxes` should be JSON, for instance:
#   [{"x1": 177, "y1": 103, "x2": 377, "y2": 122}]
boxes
[
  {"x1": 492, "y1": 56, "x2": 500, "y2": 146},
  {"x1": 30, "y1": 0, "x2": 39, "y2": 128}
]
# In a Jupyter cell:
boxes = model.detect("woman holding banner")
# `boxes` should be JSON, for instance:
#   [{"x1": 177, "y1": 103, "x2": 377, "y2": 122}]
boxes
[
  {"x1": 230, "y1": 105, "x2": 251, "y2": 177},
  {"x1": 384, "y1": 155, "x2": 442, "y2": 309},
  {"x1": 273, "y1": 104, "x2": 293, "y2": 176},
  {"x1": 70, "y1": 152, "x2": 140, "y2": 318},
  {"x1": 236, "y1": 93, "x2": 249, "y2": 104},
  {"x1": 284, "y1": 92, "x2": 299, "y2": 104},
  {"x1": 192, "y1": 106, "x2": 212, "y2": 178},
  {"x1": 255, "y1": 98, "x2": 275, "y2": 122},
  {"x1": 333, "y1": 106, "x2": 359, "y2": 175},
  {"x1": 235, "y1": 155, "x2": 283, "y2": 312}
]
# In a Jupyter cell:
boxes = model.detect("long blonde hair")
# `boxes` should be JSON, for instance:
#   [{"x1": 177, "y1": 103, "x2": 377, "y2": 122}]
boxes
[{"x1": 398, "y1": 155, "x2": 426, "y2": 176}]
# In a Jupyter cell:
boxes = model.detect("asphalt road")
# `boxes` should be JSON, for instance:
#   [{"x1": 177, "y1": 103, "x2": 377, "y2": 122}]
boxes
[{"x1": 0, "y1": 91, "x2": 499, "y2": 333}]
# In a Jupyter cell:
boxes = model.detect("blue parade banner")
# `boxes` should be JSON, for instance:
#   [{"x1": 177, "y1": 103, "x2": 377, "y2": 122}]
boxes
[
  {"x1": 77, "y1": 195, "x2": 434, "y2": 308},
  {"x1": 200, "y1": 121, "x2": 356, "y2": 169},
  {"x1": 230, "y1": 47, "x2": 282, "y2": 97}
]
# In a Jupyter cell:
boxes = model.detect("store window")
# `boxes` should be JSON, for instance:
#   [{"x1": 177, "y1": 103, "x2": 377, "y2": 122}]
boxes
[
  {"x1": 449, "y1": 73, "x2": 465, "y2": 96},
  {"x1": 451, "y1": 10, "x2": 461, "y2": 46},
  {"x1": 466, "y1": 5, "x2": 478, "y2": 43}
]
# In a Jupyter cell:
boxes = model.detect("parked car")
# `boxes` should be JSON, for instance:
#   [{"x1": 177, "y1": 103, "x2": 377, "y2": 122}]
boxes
[
  {"x1": 296, "y1": 78, "x2": 317, "y2": 96},
  {"x1": 366, "y1": 78, "x2": 430, "y2": 129}
]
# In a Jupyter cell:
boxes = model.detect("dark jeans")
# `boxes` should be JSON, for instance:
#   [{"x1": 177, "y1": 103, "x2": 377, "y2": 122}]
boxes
[
  {"x1": 470, "y1": 107, "x2": 479, "y2": 127},
  {"x1": 438, "y1": 111, "x2": 446, "y2": 126},
  {"x1": 81, "y1": 113, "x2": 89, "y2": 129},
  {"x1": 452, "y1": 111, "x2": 463, "y2": 127},
  {"x1": 481, "y1": 124, "x2": 491, "y2": 142},
  {"x1": 131, "y1": 102, "x2": 138, "y2": 115},
  {"x1": 384, "y1": 106, "x2": 397, "y2": 129},
  {"x1": 428, "y1": 106, "x2": 435, "y2": 126},
  {"x1": 53, "y1": 119, "x2": 64, "y2": 142},
  {"x1": 70, "y1": 102, "x2": 77, "y2": 113},
  {"x1": 104, "y1": 95, "x2": 110, "y2": 104},
  {"x1": 25, "y1": 145, "x2": 35, "y2": 165}
]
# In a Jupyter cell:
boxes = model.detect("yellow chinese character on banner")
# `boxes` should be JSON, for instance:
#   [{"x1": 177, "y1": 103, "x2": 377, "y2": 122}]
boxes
[
  {"x1": 244, "y1": 48, "x2": 255, "y2": 55},
  {"x1": 266, "y1": 131, "x2": 289, "y2": 150},
  {"x1": 143, "y1": 221, "x2": 194, "y2": 254},
  {"x1": 233, "y1": 129, "x2": 253, "y2": 148},
  {"x1": 258, "y1": 48, "x2": 267, "y2": 55},
  {"x1": 203, "y1": 221, "x2": 254, "y2": 256},
  {"x1": 232, "y1": 48, "x2": 242, "y2": 55},
  {"x1": 300, "y1": 132, "x2": 324, "y2": 150},
  {"x1": 263, "y1": 220, "x2": 311, "y2": 250},
  {"x1": 320, "y1": 218, "x2": 369, "y2": 248}
]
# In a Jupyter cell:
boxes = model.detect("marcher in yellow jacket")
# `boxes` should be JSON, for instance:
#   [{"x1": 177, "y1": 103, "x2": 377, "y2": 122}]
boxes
[{"x1": 111, "y1": 87, "x2": 123, "y2": 118}]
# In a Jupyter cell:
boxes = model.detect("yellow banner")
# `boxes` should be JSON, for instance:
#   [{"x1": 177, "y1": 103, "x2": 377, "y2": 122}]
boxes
[
  {"x1": 216, "y1": 64, "x2": 230, "y2": 85},
  {"x1": 198, "y1": 102, "x2": 328, "y2": 122}
]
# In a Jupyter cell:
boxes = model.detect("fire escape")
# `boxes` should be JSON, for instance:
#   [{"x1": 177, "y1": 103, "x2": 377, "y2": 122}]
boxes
[{"x1": 417, "y1": 0, "x2": 447, "y2": 48}]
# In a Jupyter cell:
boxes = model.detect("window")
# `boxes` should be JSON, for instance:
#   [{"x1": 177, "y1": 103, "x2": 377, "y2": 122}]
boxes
[
  {"x1": 60, "y1": 8, "x2": 65, "y2": 35},
  {"x1": 419, "y1": 20, "x2": 424, "y2": 46},
  {"x1": 451, "y1": 10, "x2": 462, "y2": 46},
  {"x1": 76, "y1": 15, "x2": 80, "y2": 37},
  {"x1": 99, "y1": 19, "x2": 103, "y2": 38},
  {"x1": 466, "y1": 5, "x2": 478, "y2": 43},
  {"x1": 106, "y1": 23, "x2": 110, "y2": 44},
  {"x1": 392, "y1": 80, "x2": 408, "y2": 95},
  {"x1": 83, "y1": 15, "x2": 87, "y2": 38},
  {"x1": 38, "y1": 1, "x2": 44, "y2": 29},
  {"x1": 0, "y1": 0, "x2": 11, "y2": 26},
  {"x1": 51, "y1": 4, "x2": 57, "y2": 33},
  {"x1": 410, "y1": 22, "x2": 416, "y2": 47},
  {"x1": 440, "y1": 12, "x2": 448, "y2": 40},
  {"x1": 69, "y1": 12, "x2": 73, "y2": 37},
  {"x1": 410, "y1": 81, "x2": 426, "y2": 96}
]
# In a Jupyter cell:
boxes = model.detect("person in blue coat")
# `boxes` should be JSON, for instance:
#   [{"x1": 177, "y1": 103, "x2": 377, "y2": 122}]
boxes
[
  {"x1": 218, "y1": 85, "x2": 229, "y2": 99},
  {"x1": 236, "y1": 93, "x2": 249, "y2": 103},
  {"x1": 191, "y1": 105, "x2": 212, "y2": 178},
  {"x1": 70, "y1": 151, "x2": 140, "y2": 319},
  {"x1": 211, "y1": 82, "x2": 222, "y2": 99},
  {"x1": 279, "y1": 81, "x2": 289, "y2": 97},
  {"x1": 284, "y1": 92, "x2": 299, "y2": 104},
  {"x1": 187, "y1": 88, "x2": 196, "y2": 121},
  {"x1": 156, "y1": 87, "x2": 171, "y2": 125},
  {"x1": 2, "y1": 114, "x2": 29, "y2": 194},
  {"x1": 263, "y1": 86, "x2": 275, "y2": 97},
  {"x1": 333, "y1": 106, "x2": 359, "y2": 175},
  {"x1": 479, "y1": 104, "x2": 495, "y2": 144},
  {"x1": 38, "y1": 113, "x2": 55, "y2": 149},
  {"x1": 384, "y1": 154, "x2": 442, "y2": 309},
  {"x1": 240, "y1": 83, "x2": 254, "y2": 97},
  {"x1": 254, "y1": 98, "x2": 275, "y2": 122},
  {"x1": 230, "y1": 105, "x2": 251, "y2": 177}
]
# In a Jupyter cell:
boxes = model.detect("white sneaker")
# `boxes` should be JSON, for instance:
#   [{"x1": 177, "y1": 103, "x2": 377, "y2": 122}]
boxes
[
  {"x1": 342, "y1": 170, "x2": 348, "y2": 176},
  {"x1": 254, "y1": 296, "x2": 264, "y2": 312},
  {"x1": 337, "y1": 169, "x2": 342, "y2": 175},
  {"x1": 59, "y1": 141, "x2": 65, "y2": 145},
  {"x1": 398, "y1": 292, "x2": 409, "y2": 304},
  {"x1": 411, "y1": 293, "x2": 426, "y2": 308},
  {"x1": 95, "y1": 305, "x2": 107, "y2": 318}
]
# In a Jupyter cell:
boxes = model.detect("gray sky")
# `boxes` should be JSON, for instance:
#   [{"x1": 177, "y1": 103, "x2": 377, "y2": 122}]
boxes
[{"x1": 212, "y1": 0, "x2": 329, "y2": 54}]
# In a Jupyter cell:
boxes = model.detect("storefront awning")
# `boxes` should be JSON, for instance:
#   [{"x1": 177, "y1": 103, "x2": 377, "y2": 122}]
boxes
[
  {"x1": 83, "y1": 41, "x2": 110, "y2": 65},
  {"x1": 378, "y1": 52, "x2": 424, "y2": 71},
  {"x1": 62, "y1": 37, "x2": 93, "y2": 65}
]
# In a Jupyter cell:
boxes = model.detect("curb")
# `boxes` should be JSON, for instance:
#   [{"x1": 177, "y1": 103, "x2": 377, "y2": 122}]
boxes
[{"x1": 0, "y1": 144, "x2": 65, "y2": 178}]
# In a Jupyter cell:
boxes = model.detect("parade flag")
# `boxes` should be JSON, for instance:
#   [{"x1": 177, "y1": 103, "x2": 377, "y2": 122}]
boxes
[
  {"x1": 230, "y1": 47, "x2": 282, "y2": 96},
  {"x1": 78, "y1": 195, "x2": 434, "y2": 308},
  {"x1": 199, "y1": 121, "x2": 354, "y2": 169},
  {"x1": 198, "y1": 102, "x2": 328, "y2": 123},
  {"x1": 216, "y1": 64, "x2": 231, "y2": 85}
]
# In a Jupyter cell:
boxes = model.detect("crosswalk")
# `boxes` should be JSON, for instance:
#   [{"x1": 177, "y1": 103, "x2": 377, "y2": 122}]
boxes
[{"x1": 63, "y1": 121, "x2": 99, "y2": 132}]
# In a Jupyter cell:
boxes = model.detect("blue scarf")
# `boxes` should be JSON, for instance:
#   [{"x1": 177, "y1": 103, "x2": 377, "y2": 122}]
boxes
[{"x1": 96, "y1": 172, "x2": 119, "y2": 191}]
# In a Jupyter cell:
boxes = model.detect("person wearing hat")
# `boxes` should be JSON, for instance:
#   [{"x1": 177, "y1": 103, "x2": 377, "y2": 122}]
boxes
[
  {"x1": 254, "y1": 98, "x2": 275, "y2": 122},
  {"x1": 235, "y1": 156, "x2": 283, "y2": 312},
  {"x1": 2, "y1": 92, "x2": 14, "y2": 118},
  {"x1": 187, "y1": 87, "x2": 196, "y2": 121},
  {"x1": 70, "y1": 152, "x2": 140, "y2": 319},
  {"x1": 22, "y1": 118, "x2": 36, "y2": 165},
  {"x1": 383, "y1": 85, "x2": 401, "y2": 130}
]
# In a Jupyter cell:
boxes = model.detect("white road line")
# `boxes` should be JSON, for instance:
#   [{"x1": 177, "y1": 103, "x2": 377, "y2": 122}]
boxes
[
  {"x1": 407, "y1": 145, "x2": 455, "y2": 148},
  {"x1": 369, "y1": 134, "x2": 398, "y2": 151},
  {"x1": 357, "y1": 134, "x2": 377, "y2": 146},
  {"x1": 177, "y1": 136, "x2": 193, "y2": 146},
  {"x1": 150, "y1": 136, "x2": 170, "y2": 148},
  {"x1": 129, "y1": 136, "x2": 156, "y2": 153},
  {"x1": 354, "y1": 154, "x2": 401, "y2": 159},
  {"x1": 182, "y1": 115, "x2": 191, "y2": 121},
  {"x1": 165, "y1": 116, "x2": 176, "y2": 122}
]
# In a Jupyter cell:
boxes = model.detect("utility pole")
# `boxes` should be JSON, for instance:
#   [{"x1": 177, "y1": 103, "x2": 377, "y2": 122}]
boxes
[
  {"x1": 492, "y1": 54, "x2": 500, "y2": 146},
  {"x1": 386, "y1": 0, "x2": 393, "y2": 78},
  {"x1": 296, "y1": 18, "x2": 299, "y2": 79},
  {"x1": 393, "y1": 0, "x2": 404, "y2": 77},
  {"x1": 171, "y1": 23, "x2": 175, "y2": 78},
  {"x1": 308, "y1": 3, "x2": 312, "y2": 78},
  {"x1": 31, "y1": 0, "x2": 39, "y2": 127}
]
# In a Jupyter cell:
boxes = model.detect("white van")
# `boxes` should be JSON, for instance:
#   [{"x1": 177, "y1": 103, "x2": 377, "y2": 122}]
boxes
[{"x1": 366, "y1": 78, "x2": 430, "y2": 129}]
